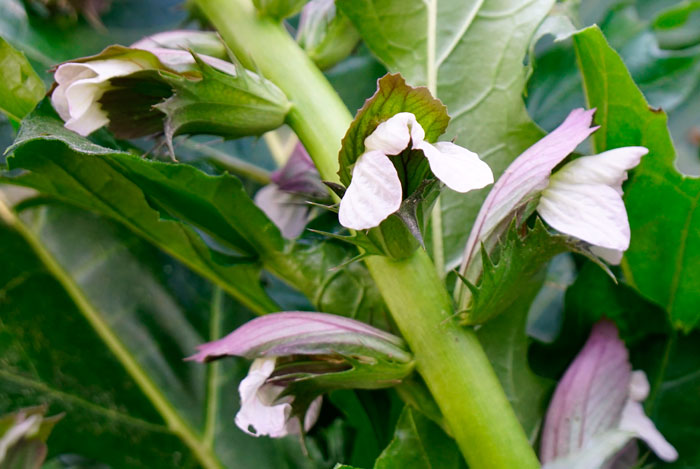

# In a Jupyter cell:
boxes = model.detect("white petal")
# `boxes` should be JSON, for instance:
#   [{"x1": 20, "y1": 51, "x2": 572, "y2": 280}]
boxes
[
  {"x1": 554, "y1": 147, "x2": 647, "y2": 195},
  {"x1": 254, "y1": 185, "x2": 309, "y2": 239},
  {"x1": 619, "y1": 401, "x2": 678, "y2": 462},
  {"x1": 235, "y1": 358, "x2": 292, "y2": 438},
  {"x1": 364, "y1": 112, "x2": 425, "y2": 155},
  {"x1": 338, "y1": 150, "x2": 402, "y2": 230},
  {"x1": 303, "y1": 396, "x2": 323, "y2": 432},
  {"x1": 52, "y1": 60, "x2": 143, "y2": 135},
  {"x1": 538, "y1": 181, "x2": 630, "y2": 253},
  {"x1": 417, "y1": 141, "x2": 493, "y2": 193},
  {"x1": 628, "y1": 370, "x2": 650, "y2": 402},
  {"x1": 590, "y1": 246, "x2": 624, "y2": 265}
]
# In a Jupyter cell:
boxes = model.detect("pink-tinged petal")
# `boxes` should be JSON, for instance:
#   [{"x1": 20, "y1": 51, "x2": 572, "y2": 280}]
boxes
[
  {"x1": 254, "y1": 185, "x2": 309, "y2": 239},
  {"x1": 364, "y1": 112, "x2": 425, "y2": 155},
  {"x1": 461, "y1": 108, "x2": 598, "y2": 272},
  {"x1": 146, "y1": 48, "x2": 238, "y2": 76},
  {"x1": 270, "y1": 143, "x2": 324, "y2": 194},
  {"x1": 417, "y1": 141, "x2": 494, "y2": 193},
  {"x1": 338, "y1": 150, "x2": 402, "y2": 230},
  {"x1": 186, "y1": 311, "x2": 408, "y2": 362},
  {"x1": 540, "y1": 320, "x2": 631, "y2": 463},
  {"x1": 235, "y1": 358, "x2": 292, "y2": 437},
  {"x1": 619, "y1": 372, "x2": 678, "y2": 462}
]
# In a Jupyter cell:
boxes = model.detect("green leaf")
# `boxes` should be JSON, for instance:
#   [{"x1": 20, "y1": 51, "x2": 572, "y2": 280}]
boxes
[
  {"x1": 337, "y1": 73, "x2": 449, "y2": 187},
  {"x1": 0, "y1": 200, "x2": 286, "y2": 468},
  {"x1": 372, "y1": 406, "x2": 465, "y2": 469},
  {"x1": 573, "y1": 26, "x2": 700, "y2": 331},
  {"x1": 653, "y1": 1, "x2": 700, "y2": 50},
  {"x1": 459, "y1": 218, "x2": 601, "y2": 325},
  {"x1": 0, "y1": 36, "x2": 44, "y2": 126},
  {"x1": 3, "y1": 103, "x2": 280, "y2": 315},
  {"x1": 337, "y1": 0, "x2": 553, "y2": 268},
  {"x1": 635, "y1": 331, "x2": 700, "y2": 468},
  {"x1": 476, "y1": 281, "x2": 553, "y2": 443}
]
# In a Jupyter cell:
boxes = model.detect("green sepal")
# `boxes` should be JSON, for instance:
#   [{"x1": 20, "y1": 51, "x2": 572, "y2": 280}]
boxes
[
  {"x1": 157, "y1": 52, "x2": 290, "y2": 154},
  {"x1": 0, "y1": 406, "x2": 63, "y2": 469},
  {"x1": 458, "y1": 218, "x2": 612, "y2": 325},
  {"x1": 337, "y1": 73, "x2": 449, "y2": 187}
]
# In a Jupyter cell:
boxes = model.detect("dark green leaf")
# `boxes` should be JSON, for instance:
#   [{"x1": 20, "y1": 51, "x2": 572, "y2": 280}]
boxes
[
  {"x1": 573, "y1": 25, "x2": 700, "y2": 331},
  {"x1": 3, "y1": 103, "x2": 280, "y2": 315},
  {"x1": 372, "y1": 406, "x2": 465, "y2": 469},
  {"x1": 0, "y1": 201, "x2": 286, "y2": 468},
  {"x1": 0, "y1": 36, "x2": 44, "y2": 126}
]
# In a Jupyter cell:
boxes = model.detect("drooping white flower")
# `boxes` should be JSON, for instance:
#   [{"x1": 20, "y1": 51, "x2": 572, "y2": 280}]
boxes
[
  {"x1": 187, "y1": 311, "x2": 413, "y2": 439},
  {"x1": 235, "y1": 357, "x2": 322, "y2": 438},
  {"x1": 338, "y1": 112, "x2": 493, "y2": 230},
  {"x1": 537, "y1": 147, "x2": 647, "y2": 264}
]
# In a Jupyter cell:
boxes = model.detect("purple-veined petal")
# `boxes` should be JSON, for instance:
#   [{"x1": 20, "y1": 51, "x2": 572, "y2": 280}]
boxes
[
  {"x1": 460, "y1": 108, "x2": 598, "y2": 272},
  {"x1": 540, "y1": 320, "x2": 631, "y2": 463},
  {"x1": 416, "y1": 141, "x2": 493, "y2": 193},
  {"x1": 270, "y1": 142, "x2": 326, "y2": 196},
  {"x1": 364, "y1": 112, "x2": 425, "y2": 155},
  {"x1": 338, "y1": 150, "x2": 402, "y2": 230},
  {"x1": 186, "y1": 311, "x2": 409, "y2": 363}
]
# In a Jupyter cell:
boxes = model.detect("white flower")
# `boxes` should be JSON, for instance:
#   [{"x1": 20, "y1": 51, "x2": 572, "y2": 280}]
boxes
[
  {"x1": 235, "y1": 357, "x2": 322, "y2": 438},
  {"x1": 338, "y1": 112, "x2": 493, "y2": 230},
  {"x1": 51, "y1": 48, "x2": 238, "y2": 137},
  {"x1": 537, "y1": 147, "x2": 647, "y2": 264},
  {"x1": 52, "y1": 59, "x2": 145, "y2": 136}
]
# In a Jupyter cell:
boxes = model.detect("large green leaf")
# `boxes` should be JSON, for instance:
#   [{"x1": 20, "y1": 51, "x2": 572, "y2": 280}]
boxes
[
  {"x1": 337, "y1": 0, "x2": 553, "y2": 268},
  {"x1": 0, "y1": 36, "x2": 44, "y2": 127},
  {"x1": 3, "y1": 104, "x2": 279, "y2": 315},
  {"x1": 573, "y1": 26, "x2": 700, "y2": 331},
  {"x1": 3, "y1": 104, "x2": 388, "y2": 321},
  {"x1": 0, "y1": 200, "x2": 287, "y2": 468}
]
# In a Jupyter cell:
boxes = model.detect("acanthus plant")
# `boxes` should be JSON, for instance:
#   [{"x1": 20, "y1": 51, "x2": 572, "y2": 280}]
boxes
[{"x1": 0, "y1": 1, "x2": 696, "y2": 469}]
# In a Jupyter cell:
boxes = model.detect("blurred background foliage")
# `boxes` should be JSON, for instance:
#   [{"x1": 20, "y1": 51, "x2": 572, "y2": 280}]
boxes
[{"x1": 0, "y1": 0, "x2": 698, "y2": 467}]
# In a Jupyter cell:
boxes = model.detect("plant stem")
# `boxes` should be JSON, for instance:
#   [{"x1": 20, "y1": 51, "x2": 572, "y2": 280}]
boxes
[
  {"x1": 196, "y1": 1, "x2": 540, "y2": 466},
  {"x1": 365, "y1": 251, "x2": 540, "y2": 468},
  {"x1": 178, "y1": 139, "x2": 272, "y2": 185},
  {"x1": 195, "y1": 0, "x2": 351, "y2": 184}
]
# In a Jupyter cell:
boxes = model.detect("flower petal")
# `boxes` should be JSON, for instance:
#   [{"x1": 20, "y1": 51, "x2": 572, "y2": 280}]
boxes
[
  {"x1": 235, "y1": 358, "x2": 292, "y2": 438},
  {"x1": 540, "y1": 320, "x2": 631, "y2": 463},
  {"x1": 619, "y1": 372, "x2": 678, "y2": 462},
  {"x1": 551, "y1": 147, "x2": 647, "y2": 196},
  {"x1": 185, "y1": 311, "x2": 409, "y2": 362},
  {"x1": 538, "y1": 181, "x2": 630, "y2": 253},
  {"x1": 363, "y1": 112, "x2": 425, "y2": 155},
  {"x1": 416, "y1": 141, "x2": 493, "y2": 193},
  {"x1": 254, "y1": 184, "x2": 310, "y2": 239},
  {"x1": 460, "y1": 108, "x2": 598, "y2": 272},
  {"x1": 338, "y1": 150, "x2": 402, "y2": 230}
]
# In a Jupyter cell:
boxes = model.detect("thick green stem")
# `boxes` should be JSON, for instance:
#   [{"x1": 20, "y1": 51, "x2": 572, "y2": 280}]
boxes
[
  {"x1": 196, "y1": 1, "x2": 540, "y2": 467},
  {"x1": 365, "y1": 251, "x2": 540, "y2": 468},
  {"x1": 195, "y1": 0, "x2": 351, "y2": 184}
]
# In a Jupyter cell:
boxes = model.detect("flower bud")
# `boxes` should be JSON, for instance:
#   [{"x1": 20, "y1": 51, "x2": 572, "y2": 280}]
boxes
[
  {"x1": 187, "y1": 311, "x2": 414, "y2": 438},
  {"x1": 297, "y1": 0, "x2": 360, "y2": 70},
  {"x1": 252, "y1": 0, "x2": 306, "y2": 19},
  {"x1": 0, "y1": 406, "x2": 62, "y2": 468}
]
